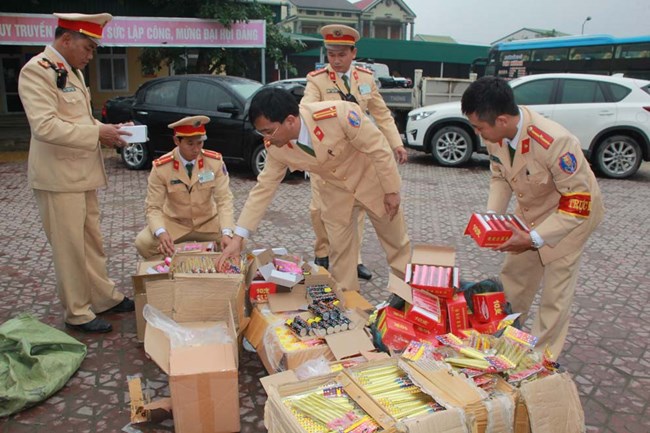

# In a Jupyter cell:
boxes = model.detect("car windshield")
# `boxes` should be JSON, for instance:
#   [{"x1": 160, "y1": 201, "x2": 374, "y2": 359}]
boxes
[{"x1": 232, "y1": 82, "x2": 263, "y2": 100}]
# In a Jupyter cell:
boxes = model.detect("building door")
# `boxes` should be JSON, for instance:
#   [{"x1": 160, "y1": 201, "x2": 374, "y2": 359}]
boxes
[{"x1": 0, "y1": 56, "x2": 23, "y2": 113}]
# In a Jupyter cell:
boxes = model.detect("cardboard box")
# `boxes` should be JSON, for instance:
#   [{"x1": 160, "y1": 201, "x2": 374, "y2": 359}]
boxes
[
  {"x1": 464, "y1": 213, "x2": 529, "y2": 248},
  {"x1": 472, "y1": 292, "x2": 507, "y2": 323},
  {"x1": 244, "y1": 304, "x2": 373, "y2": 373},
  {"x1": 404, "y1": 245, "x2": 460, "y2": 298},
  {"x1": 131, "y1": 260, "x2": 170, "y2": 342},
  {"x1": 144, "y1": 271, "x2": 247, "y2": 334},
  {"x1": 144, "y1": 307, "x2": 239, "y2": 433}
]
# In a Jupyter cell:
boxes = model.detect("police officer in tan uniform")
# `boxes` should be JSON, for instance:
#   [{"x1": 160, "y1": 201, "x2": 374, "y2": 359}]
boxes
[
  {"x1": 19, "y1": 13, "x2": 135, "y2": 333},
  {"x1": 134, "y1": 116, "x2": 235, "y2": 258},
  {"x1": 218, "y1": 87, "x2": 411, "y2": 292},
  {"x1": 302, "y1": 24, "x2": 408, "y2": 280},
  {"x1": 461, "y1": 77, "x2": 604, "y2": 360}
]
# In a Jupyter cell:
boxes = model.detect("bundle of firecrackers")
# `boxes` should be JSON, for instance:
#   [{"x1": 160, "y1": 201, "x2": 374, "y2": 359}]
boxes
[
  {"x1": 282, "y1": 382, "x2": 381, "y2": 433},
  {"x1": 169, "y1": 254, "x2": 241, "y2": 274},
  {"x1": 401, "y1": 325, "x2": 559, "y2": 392},
  {"x1": 248, "y1": 254, "x2": 305, "y2": 303},
  {"x1": 273, "y1": 325, "x2": 326, "y2": 353},
  {"x1": 464, "y1": 213, "x2": 530, "y2": 247},
  {"x1": 285, "y1": 285, "x2": 354, "y2": 339},
  {"x1": 349, "y1": 363, "x2": 445, "y2": 420}
]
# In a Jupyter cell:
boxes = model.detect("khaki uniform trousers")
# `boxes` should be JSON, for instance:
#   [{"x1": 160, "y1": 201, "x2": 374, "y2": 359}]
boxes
[
  {"x1": 134, "y1": 228, "x2": 221, "y2": 259},
  {"x1": 322, "y1": 199, "x2": 410, "y2": 292},
  {"x1": 309, "y1": 173, "x2": 363, "y2": 263},
  {"x1": 500, "y1": 246, "x2": 584, "y2": 360},
  {"x1": 34, "y1": 189, "x2": 124, "y2": 324}
]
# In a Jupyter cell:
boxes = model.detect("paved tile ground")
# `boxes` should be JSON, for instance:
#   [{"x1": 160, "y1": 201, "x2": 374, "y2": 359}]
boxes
[{"x1": 0, "y1": 149, "x2": 648, "y2": 433}]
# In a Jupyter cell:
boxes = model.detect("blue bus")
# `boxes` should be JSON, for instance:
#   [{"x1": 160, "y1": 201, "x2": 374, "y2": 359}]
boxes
[{"x1": 484, "y1": 34, "x2": 650, "y2": 80}]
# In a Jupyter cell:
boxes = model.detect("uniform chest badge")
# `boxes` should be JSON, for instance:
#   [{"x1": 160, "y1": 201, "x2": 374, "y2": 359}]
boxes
[
  {"x1": 170, "y1": 179, "x2": 183, "y2": 185},
  {"x1": 359, "y1": 84, "x2": 371, "y2": 95},
  {"x1": 347, "y1": 111, "x2": 361, "y2": 128},
  {"x1": 62, "y1": 87, "x2": 76, "y2": 93},
  {"x1": 558, "y1": 152, "x2": 577, "y2": 174},
  {"x1": 327, "y1": 88, "x2": 339, "y2": 94},
  {"x1": 198, "y1": 170, "x2": 215, "y2": 183}
]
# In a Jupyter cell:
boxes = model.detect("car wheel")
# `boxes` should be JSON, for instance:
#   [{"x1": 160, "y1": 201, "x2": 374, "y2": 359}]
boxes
[
  {"x1": 251, "y1": 143, "x2": 267, "y2": 177},
  {"x1": 430, "y1": 126, "x2": 473, "y2": 166},
  {"x1": 121, "y1": 142, "x2": 150, "y2": 170},
  {"x1": 593, "y1": 135, "x2": 642, "y2": 179}
]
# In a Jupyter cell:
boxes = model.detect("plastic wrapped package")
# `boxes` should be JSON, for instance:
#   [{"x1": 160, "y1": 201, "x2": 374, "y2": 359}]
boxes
[{"x1": 143, "y1": 304, "x2": 232, "y2": 348}]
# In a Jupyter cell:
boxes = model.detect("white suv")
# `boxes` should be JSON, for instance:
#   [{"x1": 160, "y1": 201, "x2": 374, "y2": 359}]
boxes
[{"x1": 405, "y1": 73, "x2": 650, "y2": 178}]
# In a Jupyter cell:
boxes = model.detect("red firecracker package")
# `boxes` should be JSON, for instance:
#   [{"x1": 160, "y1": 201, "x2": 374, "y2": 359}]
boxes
[
  {"x1": 406, "y1": 264, "x2": 459, "y2": 298},
  {"x1": 445, "y1": 294, "x2": 470, "y2": 337},
  {"x1": 472, "y1": 292, "x2": 507, "y2": 323},
  {"x1": 378, "y1": 313, "x2": 416, "y2": 351},
  {"x1": 464, "y1": 213, "x2": 529, "y2": 248},
  {"x1": 404, "y1": 289, "x2": 443, "y2": 331}
]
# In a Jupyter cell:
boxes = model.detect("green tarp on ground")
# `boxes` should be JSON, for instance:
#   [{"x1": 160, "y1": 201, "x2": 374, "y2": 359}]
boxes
[{"x1": 0, "y1": 314, "x2": 87, "y2": 417}]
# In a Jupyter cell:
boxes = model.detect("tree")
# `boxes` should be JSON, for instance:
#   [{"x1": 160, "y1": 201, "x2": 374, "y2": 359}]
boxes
[{"x1": 139, "y1": 0, "x2": 303, "y2": 78}]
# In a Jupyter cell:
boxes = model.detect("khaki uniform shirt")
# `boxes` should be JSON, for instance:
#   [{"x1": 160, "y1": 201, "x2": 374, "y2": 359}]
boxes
[
  {"x1": 19, "y1": 46, "x2": 106, "y2": 192},
  {"x1": 237, "y1": 101, "x2": 401, "y2": 233},
  {"x1": 303, "y1": 64, "x2": 403, "y2": 150},
  {"x1": 145, "y1": 148, "x2": 234, "y2": 239},
  {"x1": 486, "y1": 107, "x2": 604, "y2": 264}
]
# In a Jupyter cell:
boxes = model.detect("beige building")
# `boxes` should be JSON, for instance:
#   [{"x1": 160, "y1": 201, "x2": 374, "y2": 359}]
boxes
[{"x1": 279, "y1": 0, "x2": 415, "y2": 40}]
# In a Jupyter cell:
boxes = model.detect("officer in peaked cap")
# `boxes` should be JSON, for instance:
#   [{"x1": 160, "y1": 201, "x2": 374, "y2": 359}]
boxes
[
  {"x1": 18, "y1": 12, "x2": 134, "y2": 334},
  {"x1": 134, "y1": 115, "x2": 235, "y2": 259},
  {"x1": 302, "y1": 23, "x2": 408, "y2": 282}
]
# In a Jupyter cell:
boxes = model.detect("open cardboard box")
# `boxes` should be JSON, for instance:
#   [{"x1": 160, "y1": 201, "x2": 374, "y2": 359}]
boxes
[
  {"x1": 132, "y1": 259, "x2": 169, "y2": 342},
  {"x1": 143, "y1": 304, "x2": 240, "y2": 433},
  {"x1": 244, "y1": 303, "x2": 374, "y2": 374},
  {"x1": 404, "y1": 244, "x2": 460, "y2": 299}
]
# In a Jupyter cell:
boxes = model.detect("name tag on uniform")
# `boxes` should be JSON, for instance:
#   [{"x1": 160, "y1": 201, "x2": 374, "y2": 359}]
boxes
[
  {"x1": 198, "y1": 170, "x2": 215, "y2": 183},
  {"x1": 62, "y1": 87, "x2": 76, "y2": 93},
  {"x1": 326, "y1": 88, "x2": 339, "y2": 94},
  {"x1": 359, "y1": 84, "x2": 371, "y2": 95},
  {"x1": 170, "y1": 179, "x2": 183, "y2": 185}
]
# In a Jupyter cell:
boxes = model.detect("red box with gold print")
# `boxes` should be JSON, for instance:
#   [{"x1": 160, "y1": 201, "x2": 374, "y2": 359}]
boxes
[
  {"x1": 471, "y1": 292, "x2": 507, "y2": 324},
  {"x1": 413, "y1": 325, "x2": 443, "y2": 346},
  {"x1": 404, "y1": 245, "x2": 460, "y2": 299},
  {"x1": 378, "y1": 314, "x2": 416, "y2": 351},
  {"x1": 464, "y1": 213, "x2": 529, "y2": 248},
  {"x1": 404, "y1": 289, "x2": 443, "y2": 331},
  {"x1": 468, "y1": 314, "x2": 501, "y2": 334},
  {"x1": 249, "y1": 281, "x2": 277, "y2": 303},
  {"x1": 445, "y1": 294, "x2": 470, "y2": 337},
  {"x1": 377, "y1": 306, "x2": 405, "y2": 330}
]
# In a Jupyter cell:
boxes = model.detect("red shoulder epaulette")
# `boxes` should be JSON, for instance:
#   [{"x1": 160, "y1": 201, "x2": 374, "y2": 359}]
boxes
[
  {"x1": 527, "y1": 125, "x2": 554, "y2": 149},
  {"x1": 308, "y1": 68, "x2": 328, "y2": 77},
  {"x1": 153, "y1": 154, "x2": 174, "y2": 167},
  {"x1": 354, "y1": 65, "x2": 374, "y2": 75},
  {"x1": 312, "y1": 106, "x2": 338, "y2": 121},
  {"x1": 202, "y1": 149, "x2": 222, "y2": 160}
]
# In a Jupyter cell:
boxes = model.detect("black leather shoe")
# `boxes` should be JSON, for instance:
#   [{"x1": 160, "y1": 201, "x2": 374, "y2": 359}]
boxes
[
  {"x1": 357, "y1": 264, "x2": 372, "y2": 280},
  {"x1": 314, "y1": 256, "x2": 329, "y2": 270},
  {"x1": 66, "y1": 317, "x2": 112, "y2": 333},
  {"x1": 103, "y1": 297, "x2": 135, "y2": 314}
]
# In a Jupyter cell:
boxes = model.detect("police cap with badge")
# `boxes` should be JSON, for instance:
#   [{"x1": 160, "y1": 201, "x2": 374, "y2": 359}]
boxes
[
  {"x1": 40, "y1": 13, "x2": 112, "y2": 89},
  {"x1": 168, "y1": 116, "x2": 210, "y2": 141}
]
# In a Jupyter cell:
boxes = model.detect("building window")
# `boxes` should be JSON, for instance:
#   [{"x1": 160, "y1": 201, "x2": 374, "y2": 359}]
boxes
[
  {"x1": 341, "y1": 13, "x2": 351, "y2": 17},
  {"x1": 324, "y1": 11, "x2": 334, "y2": 17},
  {"x1": 97, "y1": 47, "x2": 127, "y2": 91},
  {"x1": 305, "y1": 10, "x2": 317, "y2": 15}
]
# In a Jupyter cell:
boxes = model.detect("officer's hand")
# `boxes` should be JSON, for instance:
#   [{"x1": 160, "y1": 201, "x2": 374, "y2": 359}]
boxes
[
  {"x1": 384, "y1": 192, "x2": 401, "y2": 221},
  {"x1": 217, "y1": 236, "x2": 243, "y2": 271},
  {"x1": 394, "y1": 146, "x2": 408, "y2": 165},
  {"x1": 493, "y1": 222, "x2": 532, "y2": 254},
  {"x1": 99, "y1": 124, "x2": 131, "y2": 149},
  {"x1": 157, "y1": 232, "x2": 175, "y2": 257},
  {"x1": 220, "y1": 235, "x2": 233, "y2": 252}
]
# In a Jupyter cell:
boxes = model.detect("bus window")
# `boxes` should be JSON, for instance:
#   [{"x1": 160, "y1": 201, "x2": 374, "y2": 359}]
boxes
[
  {"x1": 616, "y1": 42, "x2": 650, "y2": 59},
  {"x1": 569, "y1": 45, "x2": 613, "y2": 61},
  {"x1": 532, "y1": 48, "x2": 568, "y2": 62}
]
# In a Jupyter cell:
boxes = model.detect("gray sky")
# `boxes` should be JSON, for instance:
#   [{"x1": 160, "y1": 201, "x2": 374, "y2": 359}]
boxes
[{"x1": 401, "y1": 0, "x2": 650, "y2": 45}]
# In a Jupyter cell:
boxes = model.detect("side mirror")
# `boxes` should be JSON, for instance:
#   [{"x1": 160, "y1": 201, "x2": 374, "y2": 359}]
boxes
[{"x1": 217, "y1": 102, "x2": 239, "y2": 115}]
